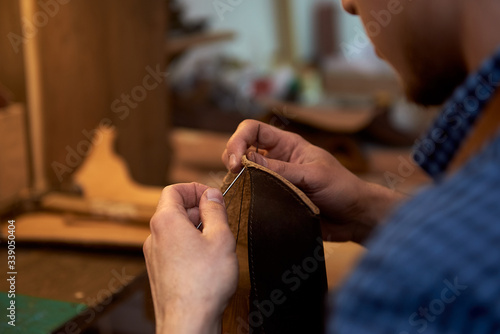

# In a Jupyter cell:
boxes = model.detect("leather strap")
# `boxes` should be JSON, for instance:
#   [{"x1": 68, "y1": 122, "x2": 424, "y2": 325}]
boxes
[
  {"x1": 247, "y1": 166, "x2": 327, "y2": 333},
  {"x1": 221, "y1": 156, "x2": 327, "y2": 333}
]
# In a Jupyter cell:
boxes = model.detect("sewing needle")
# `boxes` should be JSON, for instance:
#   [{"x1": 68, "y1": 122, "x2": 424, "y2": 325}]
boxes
[
  {"x1": 197, "y1": 125, "x2": 260, "y2": 230},
  {"x1": 223, "y1": 167, "x2": 246, "y2": 197},
  {"x1": 196, "y1": 166, "x2": 246, "y2": 230}
]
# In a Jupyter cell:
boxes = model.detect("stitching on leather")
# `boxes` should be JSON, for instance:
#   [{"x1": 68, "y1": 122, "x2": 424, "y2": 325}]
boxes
[
  {"x1": 235, "y1": 172, "x2": 246, "y2": 244},
  {"x1": 248, "y1": 168, "x2": 314, "y2": 333},
  {"x1": 248, "y1": 170, "x2": 265, "y2": 333}
]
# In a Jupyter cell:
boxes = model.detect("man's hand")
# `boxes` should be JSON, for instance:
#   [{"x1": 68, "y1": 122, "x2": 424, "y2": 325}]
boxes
[
  {"x1": 144, "y1": 183, "x2": 238, "y2": 334},
  {"x1": 223, "y1": 120, "x2": 404, "y2": 243}
]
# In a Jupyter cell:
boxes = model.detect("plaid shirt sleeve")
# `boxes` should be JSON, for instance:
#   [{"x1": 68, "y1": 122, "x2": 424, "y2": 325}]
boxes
[{"x1": 326, "y1": 133, "x2": 500, "y2": 333}]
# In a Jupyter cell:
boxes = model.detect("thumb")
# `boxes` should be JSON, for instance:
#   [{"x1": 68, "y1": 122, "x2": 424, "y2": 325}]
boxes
[
  {"x1": 199, "y1": 188, "x2": 230, "y2": 237},
  {"x1": 248, "y1": 151, "x2": 306, "y2": 187}
]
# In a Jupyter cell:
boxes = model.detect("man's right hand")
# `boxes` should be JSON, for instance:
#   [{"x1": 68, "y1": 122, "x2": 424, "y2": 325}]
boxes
[{"x1": 222, "y1": 120, "x2": 404, "y2": 244}]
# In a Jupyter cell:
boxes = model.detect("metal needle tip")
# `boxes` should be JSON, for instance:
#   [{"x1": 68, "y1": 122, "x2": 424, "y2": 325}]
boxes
[
  {"x1": 223, "y1": 167, "x2": 246, "y2": 197},
  {"x1": 197, "y1": 166, "x2": 246, "y2": 230}
]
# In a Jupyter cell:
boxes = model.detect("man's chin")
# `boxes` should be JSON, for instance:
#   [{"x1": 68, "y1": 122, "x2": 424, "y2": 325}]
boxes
[
  {"x1": 375, "y1": 48, "x2": 385, "y2": 60},
  {"x1": 397, "y1": 36, "x2": 468, "y2": 107},
  {"x1": 402, "y1": 72, "x2": 467, "y2": 107},
  {"x1": 404, "y1": 86, "x2": 449, "y2": 107}
]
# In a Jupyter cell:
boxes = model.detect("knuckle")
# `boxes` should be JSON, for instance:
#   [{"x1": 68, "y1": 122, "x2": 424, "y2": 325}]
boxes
[
  {"x1": 274, "y1": 161, "x2": 286, "y2": 174},
  {"x1": 142, "y1": 237, "x2": 151, "y2": 256},
  {"x1": 259, "y1": 126, "x2": 274, "y2": 143},
  {"x1": 229, "y1": 120, "x2": 259, "y2": 148},
  {"x1": 239, "y1": 119, "x2": 255, "y2": 129},
  {"x1": 159, "y1": 184, "x2": 173, "y2": 198},
  {"x1": 149, "y1": 210, "x2": 167, "y2": 235},
  {"x1": 188, "y1": 181, "x2": 200, "y2": 188},
  {"x1": 290, "y1": 131, "x2": 305, "y2": 144},
  {"x1": 203, "y1": 206, "x2": 225, "y2": 221},
  {"x1": 221, "y1": 148, "x2": 228, "y2": 161},
  {"x1": 225, "y1": 136, "x2": 239, "y2": 152}
]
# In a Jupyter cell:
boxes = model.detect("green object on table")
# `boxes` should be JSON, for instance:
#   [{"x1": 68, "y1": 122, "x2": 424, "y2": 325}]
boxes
[{"x1": 0, "y1": 292, "x2": 85, "y2": 334}]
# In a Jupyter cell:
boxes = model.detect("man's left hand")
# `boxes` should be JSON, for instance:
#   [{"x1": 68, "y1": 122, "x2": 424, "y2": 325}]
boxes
[{"x1": 144, "y1": 183, "x2": 238, "y2": 334}]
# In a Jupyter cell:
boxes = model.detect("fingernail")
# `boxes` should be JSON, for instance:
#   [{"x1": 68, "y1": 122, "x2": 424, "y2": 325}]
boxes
[
  {"x1": 249, "y1": 152, "x2": 268, "y2": 168},
  {"x1": 229, "y1": 154, "x2": 237, "y2": 170},
  {"x1": 207, "y1": 188, "x2": 224, "y2": 206},
  {"x1": 258, "y1": 154, "x2": 268, "y2": 168},
  {"x1": 248, "y1": 151, "x2": 255, "y2": 161}
]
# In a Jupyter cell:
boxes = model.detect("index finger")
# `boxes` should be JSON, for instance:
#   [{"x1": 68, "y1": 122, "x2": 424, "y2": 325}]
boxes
[
  {"x1": 223, "y1": 120, "x2": 301, "y2": 172},
  {"x1": 156, "y1": 182, "x2": 210, "y2": 217},
  {"x1": 150, "y1": 183, "x2": 210, "y2": 242}
]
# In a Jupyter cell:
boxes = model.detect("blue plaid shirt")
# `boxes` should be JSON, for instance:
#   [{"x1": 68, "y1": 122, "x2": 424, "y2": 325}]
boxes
[{"x1": 327, "y1": 48, "x2": 500, "y2": 333}]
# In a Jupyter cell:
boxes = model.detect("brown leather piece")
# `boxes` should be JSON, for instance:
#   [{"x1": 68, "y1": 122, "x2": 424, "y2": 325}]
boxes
[
  {"x1": 221, "y1": 156, "x2": 327, "y2": 333},
  {"x1": 222, "y1": 164, "x2": 251, "y2": 246}
]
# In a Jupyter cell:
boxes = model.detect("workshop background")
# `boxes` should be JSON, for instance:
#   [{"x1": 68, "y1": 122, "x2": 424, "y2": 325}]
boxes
[{"x1": 0, "y1": 0, "x2": 433, "y2": 333}]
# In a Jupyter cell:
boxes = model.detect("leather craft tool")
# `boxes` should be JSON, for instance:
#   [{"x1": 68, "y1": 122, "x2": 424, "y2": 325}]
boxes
[
  {"x1": 196, "y1": 166, "x2": 246, "y2": 230},
  {"x1": 196, "y1": 124, "x2": 260, "y2": 230}
]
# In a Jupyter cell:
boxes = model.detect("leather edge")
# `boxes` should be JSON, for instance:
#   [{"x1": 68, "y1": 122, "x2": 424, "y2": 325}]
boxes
[{"x1": 242, "y1": 155, "x2": 320, "y2": 216}]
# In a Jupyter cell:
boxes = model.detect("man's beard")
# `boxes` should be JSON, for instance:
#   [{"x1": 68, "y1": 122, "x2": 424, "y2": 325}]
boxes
[{"x1": 402, "y1": 39, "x2": 468, "y2": 107}]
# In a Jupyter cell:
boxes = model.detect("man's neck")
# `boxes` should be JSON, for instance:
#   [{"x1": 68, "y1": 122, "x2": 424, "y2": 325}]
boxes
[{"x1": 448, "y1": 1, "x2": 500, "y2": 173}]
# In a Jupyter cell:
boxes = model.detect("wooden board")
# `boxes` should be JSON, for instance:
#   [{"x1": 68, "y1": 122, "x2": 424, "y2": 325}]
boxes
[
  {"x1": 28, "y1": 0, "x2": 169, "y2": 187},
  {"x1": 0, "y1": 103, "x2": 29, "y2": 209},
  {"x1": 0, "y1": 0, "x2": 26, "y2": 102},
  {"x1": 41, "y1": 193, "x2": 155, "y2": 223},
  {"x1": 260, "y1": 98, "x2": 376, "y2": 133},
  {"x1": 323, "y1": 241, "x2": 365, "y2": 289},
  {"x1": 1, "y1": 213, "x2": 150, "y2": 248},
  {"x1": 73, "y1": 126, "x2": 162, "y2": 208},
  {"x1": 170, "y1": 127, "x2": 230, "y2": 169},
  {"x1": 0, "y1": 245, "x2": 146, "y2": 305}
]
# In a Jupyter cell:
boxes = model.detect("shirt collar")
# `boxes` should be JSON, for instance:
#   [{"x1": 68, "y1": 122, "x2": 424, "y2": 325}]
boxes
[{"x1": 412, "y1": 47, "x2": 500, "y2": 181}]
